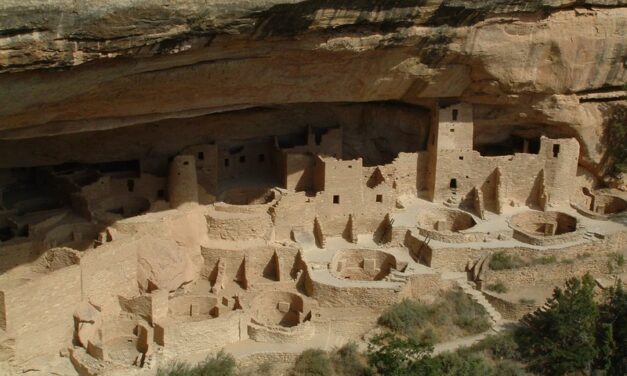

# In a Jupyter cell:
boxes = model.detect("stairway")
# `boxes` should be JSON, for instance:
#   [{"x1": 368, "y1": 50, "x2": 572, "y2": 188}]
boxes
[
  {"x1": 442, "y1": 271, "x2": 503, "y2": 328},
  {"x1": 457, "y1": 281, "x2": 503, "y2": 326},
  {"x1": 582, "y1": 230, "x2": 603, "y2": 241}
]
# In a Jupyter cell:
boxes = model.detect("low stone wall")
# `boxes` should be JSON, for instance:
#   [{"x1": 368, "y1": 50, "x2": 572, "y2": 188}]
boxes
[
  {"x1": 482, "y1": 250, "x2": 618, "y2": 289},
  {"x1": 511, "y1": 227, "x2": 584, "y2": 246},
  {"x1": 431, "y1": 230, "x2": 627, "y2": 273},
  {"x1": 162, "y1": 311, "x2": 244, "y2": 355},
  {"x1": 483, "y1": 292, "x2": 536, "y2": 321},
  {"x1": 309, "y1": 278, "x2": 402, "y2": 308},
  {"x1": 247, "y1": 320, "x2": 314, "y2": 343},
  {"x1": 417, "y1": 227, "x2": 489, "y2": 243},
  {"x1": 206, "y1": 208, "x2": 273, "y2": 241}
]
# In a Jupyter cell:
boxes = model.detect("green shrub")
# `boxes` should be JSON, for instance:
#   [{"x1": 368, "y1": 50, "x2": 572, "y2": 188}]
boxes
[
  {"x1": 471, "y1": 333, "x2": 520, "y2": 360},
  {"x1": 378, "y1": 299, "x2": 430, "y2": 333},
  {"x1": 430, "y1": 351, "x2": 495, "y2": 376},
  {"x1": 493, "y1": 360, "x2": 530, "y2": 376},
  {"x1": 446, "y1": 289, "x2": 491, "y2": 334},
  {"x1": 257, "y1": 361, "x2": 274, "y2": 376},
  {"x1": 531, "y1": 255, "x2": 557, "y2": 266},
  {"x1": 485, "y1": 281, "x2": 508, "y2": 293},
  {"x1": 291, "y1": 349, "x2": 332, "y2": 376},
  {"x1": 156, "y1": 351, "x2": 236, "y2": 376},
  {"x1": 608, "y1": 252, "x2": 625, "y2": 274},
  {"x1": 560, "y1": 258, "x2": 575, "y2": 265},
  {"x1": 331, "y1": 342, "x2": 370, "y2": 376},
  {"x1": 157, "y1": 361, "x2": 195, "y2": 376},
  {"x1": 518, "y1": 298, "x2": 535, "y2": 305},
  {"x1": 489, "y1": 252, "x2": 527, "y2": 270}
]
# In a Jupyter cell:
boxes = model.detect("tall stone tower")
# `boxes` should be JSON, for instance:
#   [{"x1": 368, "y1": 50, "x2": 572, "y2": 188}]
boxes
[{"x1": 168, "y1": 155, "x2": 199, "y2": 209}]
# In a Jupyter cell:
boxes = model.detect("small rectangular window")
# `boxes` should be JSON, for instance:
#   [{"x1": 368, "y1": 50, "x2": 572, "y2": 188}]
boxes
[
  {"x1": 127, "y1": 179, "x2": 135, "y2": 192},
  {"x1": 157, "y1": 189, "x2": 165, "y2": 199},
  {"x1": 450, "y1": 128, "x2": 455, "y2": 132},
  {"x1": 376, "y1": 194, "x2": 383, "y2": 203},
  {"x1": 224, "y1": 158, "x2": 230, "y2": 167},
  {"x1": 333, "y1": 195, "x2": 340, "y2": 204},
  {"x1": 450, "y1": 178, "x2": 458, "y2": 189},
  {"x1": 452, "y1": 109, "x2": 459, "y2": 121},
  {"x1": 459, "y1": 156, "x2": 464, "y2": 160},
  {"x1": 198, "y1": 152, "x2": 204, "y2": 160},
  {"x1": 239, "y1": 155, "x2": 246, "y2": 163},
  {"x1": 553, "y1": 144, "x2": 560, "y2": 158},
  {"x1": 258, "y1": 154, "x2": 265, "y2": 162}
]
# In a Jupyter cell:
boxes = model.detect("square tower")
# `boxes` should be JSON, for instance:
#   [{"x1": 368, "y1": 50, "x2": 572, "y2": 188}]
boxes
[{"x1": 435, "y1": 103, "x2": 474, "y2": 151}]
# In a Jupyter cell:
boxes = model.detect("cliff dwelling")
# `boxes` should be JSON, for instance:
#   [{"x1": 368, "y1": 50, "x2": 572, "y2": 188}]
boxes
[{"x1": 0, "y1": 1, "x2": 625, "y2": 375}]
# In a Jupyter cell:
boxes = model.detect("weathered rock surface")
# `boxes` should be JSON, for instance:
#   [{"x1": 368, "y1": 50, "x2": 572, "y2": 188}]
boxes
[
  {"x1": 0, "y1": 0, "x2": 625, "y2": 177},
  {"x1": 137, "y1": 238, "x2": 202, "y2": 292}
]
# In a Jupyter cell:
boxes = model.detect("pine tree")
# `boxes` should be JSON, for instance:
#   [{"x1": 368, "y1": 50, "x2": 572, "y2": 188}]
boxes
[
  {"x1": 516, "y1": 274, "x2": 599, "y2": 375},
  {"x1": 597, "y1": 282, "x2": 627, "y2": 376}
]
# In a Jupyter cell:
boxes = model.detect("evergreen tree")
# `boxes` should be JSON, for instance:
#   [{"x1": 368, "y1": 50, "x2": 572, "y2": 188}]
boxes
[
  {"x1": 596, "y1": 282, "x2": 627, "y2": 376},
  {"x1": 516, "y1": 274, "x2": 599, "y2": 375}
]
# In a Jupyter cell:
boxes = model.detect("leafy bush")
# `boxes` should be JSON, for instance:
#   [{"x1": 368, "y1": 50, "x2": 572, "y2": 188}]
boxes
[
  {"x1": 257, "y1": 362, "x2": 274, "y2": 376},
  {"x1": 379, "y1": 289, "x2": 490, "y2": 341},
  {"x1": 488, "y1": 252, "x2": 527, "y2": 270},
  {"x1": 331, "y1": 342, "x2": 371, "y2": 376},
  {"x1": 493, "y1": 360, "x2": 530, "y2": 376},
  {"x1": 471, "y1": 333, "x2": 520, "y2": 360},
  {"x1": 430, "y1": 351, "x2": 494, "y2": 376},
  {"x1": 607, "y1": 252, "x2": 625, "y2": 274},
  {"x1": 485, "y1": 281, "x2": 508, "y2": 293},
  {"x1": 446, "y1": 289, "x2": 491, "y2": 334},
  {"x1": 291, "y1": 349, "x2": 332, "y2": 376},
  {"x1": 157, "y1": 361, "x2": 195, "y2": 376},
  {"x1": 378, "y1": 299, "x2": 430, "y2": 333},
  {"x1": 367, "y1": 332, "x2": 434, "y2": 376},
  {"x1": 157, "y1": 351, "x2": 236, "y2": 376},
  {"x1": 531, "y1": 255, "x2": 557, "y2": 266}
]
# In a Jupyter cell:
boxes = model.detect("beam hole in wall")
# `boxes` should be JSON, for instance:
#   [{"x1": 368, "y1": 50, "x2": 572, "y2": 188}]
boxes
[
  {"x1": 333, "y1": 195, "x2": 340, "y2": 204},
  {"x1": 183, "y1": 161, "x2": 189, "y2": 166},
  {"x1": 459, "y1": 156, "x2": 463, "y2": 160}
]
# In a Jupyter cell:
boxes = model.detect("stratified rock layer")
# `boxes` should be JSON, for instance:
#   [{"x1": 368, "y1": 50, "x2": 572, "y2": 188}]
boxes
[{"x1": 0, "y1": 0, "x2": 625, "y2": 177}]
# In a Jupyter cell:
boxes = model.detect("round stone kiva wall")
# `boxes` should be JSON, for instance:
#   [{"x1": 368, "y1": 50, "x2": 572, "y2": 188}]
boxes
[
  {"x1": 510, "y1": 211, "x2": 577, "y2": 236},
  {"x1": 330, "y1": 249, "x2": 396, "y2": 281},
  {"x1": 417, "y1": 208, "x2": 476, "y2": 232},
  {"x1": 250, "y1": 291, "x2": 305, "y2": 328}
]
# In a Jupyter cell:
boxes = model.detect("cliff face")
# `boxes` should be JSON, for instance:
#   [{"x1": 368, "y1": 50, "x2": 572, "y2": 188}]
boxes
[{"x1": 0, "y1": 0, "x2": 625, "y2": 177}]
